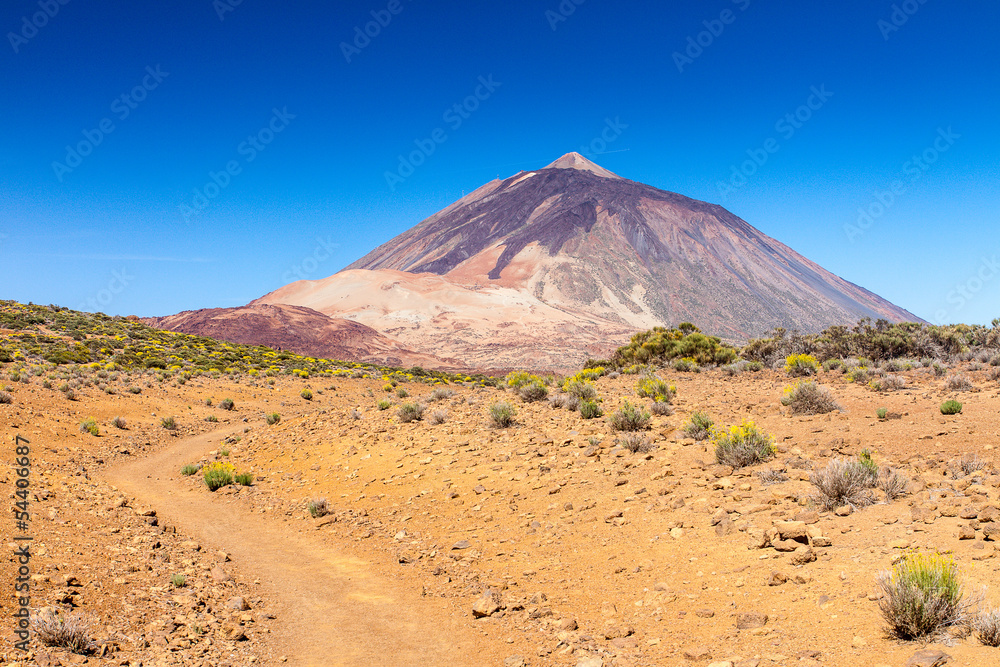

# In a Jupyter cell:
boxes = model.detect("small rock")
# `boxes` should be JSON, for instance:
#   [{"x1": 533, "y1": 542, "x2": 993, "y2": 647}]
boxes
[
  {"x1": 851, "y1": 636, "x2": 866, "y2": 648},
  {"x1": 210, "y1": 566, "x2": 232, "y2": 583},
  {"x1": 767, "y1": 571, "x2": 788, "y2": 586},
  {"x1": 958, "y1": 524, "x2": 977, "y2": 540},
  {"x1": 452, "y1": 540, "x2": 472, "y2": 550},
  {"x1": 795, "y1": 510, "x2": 820, "y2": 524},
  {"x1": 504, "y1": 656, "x2": 526, "y2": 667},
  {"x1": 774, "y1": 520, "x2": 808, "y2": 542},
  {"x1": 683, "y1": 647, "x2": 712, "y2": 661},
  {"x1": 904, "y1": 649, "x2": 951, "y2": 667},
  {"x1": 695, "y1": 608, "x2": 715, "y2": 618},
  {"x1": 472, "y1": 589, "x2": 501, "y2": 618},
  {"x1": 834, "y1": 505, "x2": 852, "y2": 516},
  {"x1": 558, "y1": 618, "x2": 578, "y2": 631},
  {"x1": 227, "y1": 596, "x2": 250, "y2": 611},
  {"x1": 576, "y1": 658, "x2": 603, "y2": 667},
  {"x1": 791, "y1": 547, "x2": 817, "y2": 565},
  {"x1": 736, "y1": 612, "x2": 768, "y2": 629}
]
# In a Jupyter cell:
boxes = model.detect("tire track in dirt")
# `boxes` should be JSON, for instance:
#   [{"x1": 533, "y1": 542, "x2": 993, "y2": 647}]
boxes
[{"x1": 102, "y1": 427, "x2": 485, "y2": 666}]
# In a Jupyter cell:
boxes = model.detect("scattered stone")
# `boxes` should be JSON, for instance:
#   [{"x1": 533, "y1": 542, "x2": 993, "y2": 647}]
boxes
[
  {"x1": 904, "y1": 650, "x2": 951, "y2": 667},
  {"x1": 958, "y1": 524, "x2": 977, "y2": 540},
  {"x1": 791, "y1": 547, "x2": 817, "y2": 565},
  {"x1": 452, "y1": 540, "x2": 472, "y2": 550},
  {"x1": 695, "y1": 608, "x2": 715, "y2": 618},
  {"x1": 834, "y1": 505, "x2": 852, "y2": 516},
  {"x1": 227, "y1": 596, "x2": 250, "y2": 611},
  {"x1": 767, "y1": 571, "x2": 788, "y2": 586},
  {"x1": 683, "y1": 646, "x2": 712, "y2": 661},
  {"x1": 472, "y1": 589, "x2": 502, "y2": 618},
  {"x1": 775, "y1": 521, "x2": 808, "y2": 542},
  {"x1": 504, "y1": 656, "x2": 526, "y2": 667},
  {"x1": 576, "y1": 658, "x2": 603, "y2": 667},
  {"x1": 736, "y1": 612, "x2": 768, "y2": 629},
  {"x1": 210, "y1": 566, "x2": 232, "y2": 583}
]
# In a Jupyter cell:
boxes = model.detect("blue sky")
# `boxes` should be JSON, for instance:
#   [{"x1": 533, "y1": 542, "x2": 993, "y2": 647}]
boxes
[{"x1": 1, "y1": 0, "x2": 998, "y2": 326}]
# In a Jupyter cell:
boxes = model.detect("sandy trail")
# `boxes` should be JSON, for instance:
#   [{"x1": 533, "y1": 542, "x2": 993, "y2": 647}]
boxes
[{"x1": 102, "y1": 426, "x2": 485, "y2": 666}]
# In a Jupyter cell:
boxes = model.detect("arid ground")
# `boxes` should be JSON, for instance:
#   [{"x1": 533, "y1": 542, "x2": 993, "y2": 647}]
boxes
[{"x1": 4, "y1": 347, "x2": 1000, "y2": 666}]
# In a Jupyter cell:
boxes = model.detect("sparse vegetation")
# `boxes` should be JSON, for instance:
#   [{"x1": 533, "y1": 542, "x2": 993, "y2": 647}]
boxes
[
  {"x1": 617, "y1": 432, "x2": 655, "y2": 453},
  {"x1": 0, "y1": 391, "x2": 11, "y2": 404},
  {"x1": 376, "y1": 398, "x2": 391, "y2": 410},
  {"x1": 946, "y1": 374, "x2": 974, "y2": 392},
  {"x1": 203, "y1": 461, "x2": 235, "y2": 491},
  {"x1": 975, "y1": 608, "x2": 1000, "y2": 647},
  {"x1": 397, "y1": 402, "x2": 423, "y2": 423},
  {"x1": 430, "y1": 387, "x2": 455, "y2": 401},
  {"x1": 265, "y1": 412, "x2": 281, "y2": 425},
  {"x1": 810, "y1": 458, "x2": 876, "y2": 510},
  {"x1": 308, "y1": 498, "x2": 330, "y2": 518},
  {"x1": 517, "y1": 380, "x2": 549, "y2": 402},
  {"x1": 219, "y1": 398, "x2": 235, "y2": 411},
  {"x1": 489, "y1": 401, "x2": 517, "y2": 428},
  {"x1": 564, "y1": 379, "x2": 598, "y2": 400},
  {"x1": 235, "y1": 472, "x2": 253, "y2": 486},
  {"x1": 111, "y1": 415, "x2": 127, "y2": 429},
  {"x1": 878, "y1": 467, "x2": 910, "y2": 501},
  {"x1": 31, "y1": 609, "x2": 94, "y2": 654},
  {"x1": 635, "y1": 376, "x2": 675, "y2": 403},
  {"x1": 876, "y1": 407, "x2": 888, "y2": 420},
  {"x1": 160, "y1": 416, "x2": 177, "y2": 430},
  {"x1": 953, "y1": 453, "x2": 986, "y2": 478},
  {"x1": 713, "y1": 420, "x2": 775, "y2": 469},
  {"x1": 755, "y1": 468, "x2": 788, "y2": 486},
  {"x1": 877, "y1": 552, "x2": 972, "y2": 640},
  {"x1": 784, "y1": 353, "x2": 819, "y2": 377},
  {"x1": 79, "y1": 417, "x2": 99, "y2": 436},
  {"x1": 608, "y1": 401, "x2": 650, "y2": 432},
  {"x1": 649, "y1": 400, "x2": 673, "y2": 416},
  {"x1": 181, "y1": 464, "x2": 199, "y2": 476},
  {"x1": 396, "y1": 387, "x2": 409, "y2": 399},
  {"x1": 171, "y1": 574, "x2": 187, "y2": 587},
  {"x1": 579, "y1": 399, "x2": 603, "y2": 419},
  {"x1": 430, "y1": 409, "x2": 448, "y2": 424},
  {"x1": 612, "y1": 324, "x2": 738, "y2": 367},
  {"x1": 300, "y1": 388, "x2": 313, "y2": 400},
  {"x1": 683, "y1": 412, "x2": 714, "y2": 441},
  {"x1": 780, "y1": 380, "x2": 841, "y2": 415},
  {"x1": 940, "y1": 400, "x2": 963, "y2": 415}
]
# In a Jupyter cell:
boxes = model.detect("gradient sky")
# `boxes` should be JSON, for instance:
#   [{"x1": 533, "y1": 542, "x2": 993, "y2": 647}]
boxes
[{"x1": 1, "y1": 0, "x2": 998, "y2": 326}]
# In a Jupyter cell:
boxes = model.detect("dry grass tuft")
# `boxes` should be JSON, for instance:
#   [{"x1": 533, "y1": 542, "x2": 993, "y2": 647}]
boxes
[
  {"x1": 31, "y1": 609, "x2": 94, "y2": 654},
  {"x1": 810, "y1": 458, "x2": 876, "y2": 510}
]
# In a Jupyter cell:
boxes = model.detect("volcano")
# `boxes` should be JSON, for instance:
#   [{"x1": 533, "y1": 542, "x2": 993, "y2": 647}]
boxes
[{"x1": 251, "y1": 153, "x2": 917, "y2": 369}]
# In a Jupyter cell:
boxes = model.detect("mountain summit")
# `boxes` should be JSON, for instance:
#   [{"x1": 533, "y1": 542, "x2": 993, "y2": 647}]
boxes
[{"x1": 254, "y1": 155, "x2": 918, "y2": 368}]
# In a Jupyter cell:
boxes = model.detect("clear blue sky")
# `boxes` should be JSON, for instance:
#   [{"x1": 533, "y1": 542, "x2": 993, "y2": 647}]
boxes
[{"x1": 1, "y1": 0, "x2": 998, "y2": 326}]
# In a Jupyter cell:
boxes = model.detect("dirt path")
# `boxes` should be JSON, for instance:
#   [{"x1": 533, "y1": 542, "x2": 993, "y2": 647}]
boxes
[{"x1": 101, "y1": 427, "x2": 487, "y2": 667}]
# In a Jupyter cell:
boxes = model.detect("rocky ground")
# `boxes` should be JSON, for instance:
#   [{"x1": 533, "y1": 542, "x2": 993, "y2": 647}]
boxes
[{"x1": 3, "y1": 359, "x2": 1000, "y2": 666}]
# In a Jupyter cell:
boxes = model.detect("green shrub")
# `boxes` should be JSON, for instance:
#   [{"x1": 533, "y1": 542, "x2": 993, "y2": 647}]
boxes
[
  {"x1": 171, "y1": 574, "x2": 186, "y2": 588},
  {"x1": 612, "y1": 325, "x2": 738, "y2": 367},
  {"x1": 858, "y1": 448, "x2": 879, "y2": 483},
  {"x1": 489, "y1": 401, "x2": 517, "y2": 428},
  {"x1": 160, "y1": 416, "x2": 176, "y2": 430},
  {"x1": 376, "y1": 398, "x2": 391, "y2": 410},
  {"x1": 564, "y1": 379, "x2": 598, "y2": 400},
  {"x1": 635, "y1": 376, "x2": 676, "y2": 403},
  {"x1": 877, "y1": 552, "x2": 970, "y2": 639},
  {"x1": 780, "y1": 381, "x2": 841, "y2": 415},
  {"x1": 672, "y1": 357, "x2": 699, "y2": 373},
  {"x1": 219, "y1": 398, "x2": 235, "y2": 410},
  {"x1": 579, "y1": 399, "x2": 603, "y2": 419},
  {"x1": 219, "y1": 448, "x2": 230, "y2": 457},
  {"x1": 79, "y1": 417, "x2": 99, "y2": 436},
  {"x1": 205, "y1": 415, "x2": 218, "y2": 422},
  {"x1": 397, "y1": 402, "x2": 423, "y2": 423},
  {"x1": 300, "y1": 389, "x2": 313, "y2": 400},
  {"x1": 940, "y1": 400, "x2": 963, "y2": 415},
  {"x1": 235, "y1": 472, "x2": 253, "y2": 486},
  {"x1": 823, "y1": 359, "x2": 843, "y2": 371},
  {"x1": 609, "y1": 401, "x2": 651, "y2": 432},
  {"x1": 181, "y1": 464, "x2": 199, "y2": 476},
  {"x1": 396, "y1": 387, "x2": 409, "y2": 399},
  {"x1": 265, "y1": 412, "x2": 281, "y2": 425},
  {"x1": 876, "y1": 407, "x2": 888, "y2": 420},
  {"x1": 713, "y1": 420, "x2": 775, "y2": 469},
  {"x1": 127, "y1": 386, "x2": 141, "y2": 394},
  {"x1": 683, "y1": 412, "x2": 713, "y2": 441},
  {"x1": 784, "y1": 353, "x2": 819, "y2": 377},
  {"x1": 517, "y1": 380, "x2": 549, "y2": 402},
  {"x1": 203, "y1": 462, "x2": 234, "y2": 491}
]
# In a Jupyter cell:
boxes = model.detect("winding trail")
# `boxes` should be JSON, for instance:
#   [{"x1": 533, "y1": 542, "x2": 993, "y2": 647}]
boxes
[{"x1": 102, "y1": 426, "x2": 486, "y2": 666}]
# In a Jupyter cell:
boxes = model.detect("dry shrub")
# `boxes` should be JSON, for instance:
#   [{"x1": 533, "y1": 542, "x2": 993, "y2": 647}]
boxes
[
  {"x1": 953, "y1": 453, "x2": 987, "y2": 478},
  {"x1": 0, "y1": 391, "x2": 12, "y2": 404},
  {"x1": 946, "y1": 374, "x2": 974, "y2": 392},
  {"x1": 429, "y1": 409, "x2": 448, "y2": 425},
  {"x1": 608, "y1": 401, "x2": 651, "y2": 432},
  {"x1": 617, "y1": 432, "x2": 655, "y2": 453},
  {"x1": 649, "y1": 401, "x2": 674, "y2": 416},
  {"x1": 308, "y1": 498, "x2": 329, "y2": 518},
  {"x1": 975, "y1": 608, "x2": 1000, "y2": 646},
  {"x1": 810, "y1": 458, "x2": 876, "y2": 510},
  {"x1": 877, "y1": 552, "x2": 974, "y2": 640},
  {"x1": 780, "y1": 381, "x2": 842, "y2": 414},
  {"x1": 31, "y1": 609, "x2": 94, "y2": 654},
  {"x1": 682, "y1": 412, "x2": 713, "y2": 441},
  {"x1": 878, "y1": 467, "x2": 909, "y2": 501},
  {"x1": 396, "y1": 402, "x2": 423, "y2": 423},
  {"x1": 489, "y1": 401, "x2": 517, "y2": 428},
  {"x1": 755, "y1": 468, "x2": 788, "y2": 486}
]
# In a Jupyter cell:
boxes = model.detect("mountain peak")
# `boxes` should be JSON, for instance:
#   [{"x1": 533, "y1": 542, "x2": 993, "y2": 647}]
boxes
[{"x1": 543, "y1": 152, "x2": 621, "y2": 179}]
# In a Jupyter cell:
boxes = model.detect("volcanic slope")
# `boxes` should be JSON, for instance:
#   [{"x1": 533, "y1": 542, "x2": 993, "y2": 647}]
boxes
[{"x1": 256, "y1": 153, "x2": 919, "y2": 369}]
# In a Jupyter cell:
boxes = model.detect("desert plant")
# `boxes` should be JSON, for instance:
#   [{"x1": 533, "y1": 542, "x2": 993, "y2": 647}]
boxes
[
  {"x1": 877, "y1": 552, "x2": 971, "y2": 640},
  {"x1": 430, "y1": 387, "x2": 455, "y2": 401},
  {"x1": 490, "y1": 401, "x2": 517, "y2": 428},
  {"x1": 0, "y1": 391, "x2": 12, "y2": 404},
  {"x1": 810, "y1": 458, "x2": 876, "y2": 510},
  {"x1": 180, "y1": 464, "x2": 199, "y2": 476},
  {"x1": 127, "y1": 385, "x2": 142, "y2": 394},
  {"x1": 219, "y1": 447, "x2": 230, "y2": 457},
  {"x1": 564, "y1": 379, "x2": 598, "y2": 400},
  {"x1": 376, "y1": 399, "x2": 391, "y2": 410},
  {"x1": 946, "y1": 374, "x2": 974, "y2": 392},
  {"x1": 235, "y1": 472, "x2": 253, "y2": 486},
  {"x1": 822, "y1": 358, "x2": 843, "y2": 371},
  {"x1": 609, "y1": 401, "x2": 651, "y2": 432},
  {"x1": 785, "y1": 353, "x2": 819, "y2": 377},
  {"x1": 617, "y1": 432, "x2": 655, "y2": 453},
  {"x1": 265, "y1": 412, "x2": 281, "y2": 425},
  {"x1": 308, "y1": 498, "x2": 330, "y2": 518},
  {"x1": 205, "y1": 415, "x2": 218, "y2": 422},
  {"x1": 79, "y1": 417, "x2": 99, "y2": 436},
  {"x1": 517, "y1": 380, "x2": 549, "y2": 402},
  {"x1": 579, "y1": 399, "x2": 603, "y2": 419},
  {"x1": 755, "y1": 468, "x2": 788, "y2": 486},
  {"x1": 876, "y1": 407, "x2": 888, "y2": 420},
  {"x1": 301, "y1": 388, "x2": 313, "y2": 400},
  {"x1": 869, "y1": 374, "x2": 907, "y2": 392},
  {"x1": 649, "y1": 400, "x2": 674, "y2": 416},
  {"x1": 349, "y1": 408, "x2": 362, "y2": 420},
  {"x1": 430, "y1": 409, "x2": 448, "y2": 425},
  {"x1": 975, "y1": 608, "x2": 1000, "y2": 647},
  {"x1": 683, "y1": 412, "x2": 714, "y2": 440},
  {"x1": 397, "y1": 402, "x2": 423, "y2": 423},
  {"x1": 878, "y1": 467, "x2": 910, "y2": 501},
  {"x1": 111, "y1": 415, "x2": 127, "y2": 429},
  {"x1": 780, "y1": 381, "x2": 842, "y2": 415},
  {"x1": 672, "y1": 357, "x2": 699, "y2": 372},
  {"x1": 940, "y1": 400, "x2": 963, "y2": 415},
  {"x1": 954, "y1": 453, "x2": 986, "y2": 478},
  {"x1": 219, "y1": 398, "x2": 235, "y2": 411},
  {"x1": 160, "y1": 416, "x2": 177, "y2": 430},
  {"x1": 203, "y1": 461, "x2": 235, "y2": 491},
  {"x1": 31, "y1": 609, "x2": 94, "y2": 654},
  {"x1": 858, "y1": 448, "x2": 879, "y2": 483},
  {"x1": 170, "y1": 573, "x2": 186, "y2": 587},
  {"x1": 713, "y1": 420, "x2": 775, "y2": 469},
  {"x1": 636, "y1": 376, "x2": 676, "y2": 403}
]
